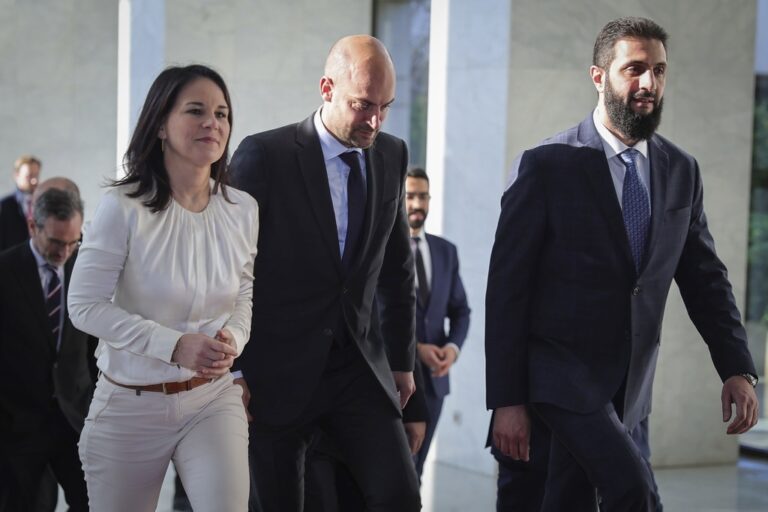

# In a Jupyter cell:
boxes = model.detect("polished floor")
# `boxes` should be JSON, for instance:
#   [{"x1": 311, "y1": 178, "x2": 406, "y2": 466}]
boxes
[{"x1": 56, "y1": 452, "x2": 768, "y2": 511}]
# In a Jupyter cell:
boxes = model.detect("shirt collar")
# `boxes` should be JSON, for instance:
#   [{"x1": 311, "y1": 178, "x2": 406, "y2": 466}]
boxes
[
  {"x1": 592, "y1": 108, "x2": 649, "y2": 161},
  {"x1": 411, "y1": 229, "x2": 426, "y2": 242},
  {"x1": 314, "y1": 108, "x2": 363, "y2": 162}
]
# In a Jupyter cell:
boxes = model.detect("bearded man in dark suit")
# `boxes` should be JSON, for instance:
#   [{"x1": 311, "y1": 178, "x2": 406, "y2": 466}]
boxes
[{"x1": 486, "y1": 17, "x2": 758, "y2": 512}]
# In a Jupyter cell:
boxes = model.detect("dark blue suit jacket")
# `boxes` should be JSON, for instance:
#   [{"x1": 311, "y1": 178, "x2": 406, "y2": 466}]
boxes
[
  {"x1": 417, "y1": 233, "x2": 470, "y2": 398},
  {"x1": 485, "y1": 116, "x2": 756, "y2": 429}
]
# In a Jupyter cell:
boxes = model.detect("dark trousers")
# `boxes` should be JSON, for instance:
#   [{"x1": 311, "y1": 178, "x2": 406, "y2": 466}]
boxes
[
  {"x1": 414, "y1": 392, "x2": 444, "y2": 477},
  {"x1": 3, "y1": 406, "x2": 88, "y2": 512},
  {"x1": 495, "y1": 413, "x2": 660, "y2": 512},
  {"x1": 532, "y1": 402, "x2": 658, "y2": 512},
  {"x1": 494, "y1": 412, "x2": 551, "y2": 512},
  {"x1": 248, "y1": 343, "x2": 420, "y2": 512},
  {"x1": 304, "y1": 434, "x2": 366, "y2": 512}
]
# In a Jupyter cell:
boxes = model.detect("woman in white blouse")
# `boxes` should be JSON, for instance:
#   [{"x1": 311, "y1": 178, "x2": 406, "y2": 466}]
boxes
[{"x1": 68, "y1": 64, "x2": 258, "y2": 511}]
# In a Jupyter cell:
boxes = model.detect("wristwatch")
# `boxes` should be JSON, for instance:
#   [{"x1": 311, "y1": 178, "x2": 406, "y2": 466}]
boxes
[{"x1": 738, "y1": 372, "x2": 758, "y2": 388}]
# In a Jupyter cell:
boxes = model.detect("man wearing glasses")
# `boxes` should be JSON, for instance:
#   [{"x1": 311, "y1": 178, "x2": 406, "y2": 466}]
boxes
[{"x1": 0, "y1": 185, "x2": 93, "y2": 511}]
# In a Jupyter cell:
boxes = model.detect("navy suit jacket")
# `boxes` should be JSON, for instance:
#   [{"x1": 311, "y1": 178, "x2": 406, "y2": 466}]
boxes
[
  {"x1": 230, "y1": 114, "x2": 416, "y2": 426},
  {"x1": 417, "y1": 233, "x2": 470, "y2": 398},
  {"x1": 485, "y1": 116, "x2": 756, "y2": 429},
  {"x1": 0, "y1": 193, "x2": 29, "y2": 252}
]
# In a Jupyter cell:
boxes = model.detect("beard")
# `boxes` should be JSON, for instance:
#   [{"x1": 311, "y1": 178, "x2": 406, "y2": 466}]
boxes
[
  {"x1": 604, "y1": 78, "x2": 663, "y2": 141},
  {"x1": 408, "y1": 209, "x2": 427, "y2": 230}
]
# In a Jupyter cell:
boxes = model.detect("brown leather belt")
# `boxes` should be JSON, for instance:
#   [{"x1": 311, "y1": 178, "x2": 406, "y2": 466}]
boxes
[{"x1": 103, "y1": 374, "x2": 213, "y2": 395}]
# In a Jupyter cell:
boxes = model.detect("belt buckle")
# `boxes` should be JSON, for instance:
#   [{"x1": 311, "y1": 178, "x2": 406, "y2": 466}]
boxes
[{"x1": 162, "y1": 382, "x2": 170, "y2": 394}]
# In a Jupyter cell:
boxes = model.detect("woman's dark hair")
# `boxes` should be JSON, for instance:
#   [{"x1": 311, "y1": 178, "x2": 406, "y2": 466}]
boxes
[{"x1": 112, "y1": 64, "x2": 234, "y2": 212}]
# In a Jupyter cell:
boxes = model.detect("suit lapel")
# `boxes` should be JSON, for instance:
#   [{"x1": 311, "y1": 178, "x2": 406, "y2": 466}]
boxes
[
  {"x1": 641, "y1": 135, "x2": 669, "y2": 274},
  {"x1": 577, "y1": 117, "x2": 636, "y2": 275},
  {"x1": 295, "y1": 116, "x2": 344, "y2": 275}
]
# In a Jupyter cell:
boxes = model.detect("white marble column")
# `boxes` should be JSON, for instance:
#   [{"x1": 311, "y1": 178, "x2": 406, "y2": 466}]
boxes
[
  {"x1": 116, "y1": 0, "x2": 165, "y2": 175},
  {"x1": 424, "y1": 0, "x2": 513, "y2": 480}
]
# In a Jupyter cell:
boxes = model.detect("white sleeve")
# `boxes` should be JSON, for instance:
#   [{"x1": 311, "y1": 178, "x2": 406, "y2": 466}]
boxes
[
  {"x1": 222, "y1": 201, "x2": 259, "y2": 356},
  {"x1": 67, "y1": 190, "x2": 183, "y2": 363}
]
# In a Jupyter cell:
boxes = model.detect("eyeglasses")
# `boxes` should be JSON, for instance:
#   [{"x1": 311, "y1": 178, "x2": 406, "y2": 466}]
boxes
[
  {"x1": 42, "y1": 233, "x2": 82, "y2": 251},
  {"x1": 405, "y1": 193, "x2": 431, "y2": 201}
]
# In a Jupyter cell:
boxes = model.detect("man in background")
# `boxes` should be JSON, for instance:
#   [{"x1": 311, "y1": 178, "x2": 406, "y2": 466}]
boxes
[
  {"x1": 0, "y1": 155, "x2": 41, "y2": 251},
  {"x1": 405, "y1": 167, "x2": 470, "y2": 476},
  {"x1": 0, "y1": 185, "x2": 93, "y2": 511}
]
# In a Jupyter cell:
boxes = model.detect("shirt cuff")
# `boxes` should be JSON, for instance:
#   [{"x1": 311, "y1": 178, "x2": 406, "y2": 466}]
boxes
[
  {"x1": 231, "y1": 370, "x2": 244, "y2": 379},
  {"x1": 445, "y1": 342, "x2": 461, "y2": 360}
]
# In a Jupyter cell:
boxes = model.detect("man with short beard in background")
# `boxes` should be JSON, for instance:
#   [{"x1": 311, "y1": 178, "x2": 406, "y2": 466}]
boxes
[{"x1": 486, "y1": 16, "x2": 758, "y2": 512}]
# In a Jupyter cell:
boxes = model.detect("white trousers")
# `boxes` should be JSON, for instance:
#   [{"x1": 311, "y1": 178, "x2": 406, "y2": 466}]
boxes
[{"x1": 79, "y1": 373, "x2": 249, "y2": 512}]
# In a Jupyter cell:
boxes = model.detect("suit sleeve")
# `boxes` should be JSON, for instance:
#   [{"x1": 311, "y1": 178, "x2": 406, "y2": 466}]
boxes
[
  {"x1": 376, "y1": 139, "x2": 417, "y2": 372},
  {"x1": 402, "y1": 359, "x2": 429, "y2": 423},
  {"x1": 673, "y1": 159, "x2": 757, "y2": 380},
  {"x1": 485, "y1": 150, "x2": 547, "y2": 409},
  {"x1": 228, "y1": 135, "x2": 269, "y2": 373},
  {"x1": 445, "y1": 243, "x2": 470, "y2": 350}
]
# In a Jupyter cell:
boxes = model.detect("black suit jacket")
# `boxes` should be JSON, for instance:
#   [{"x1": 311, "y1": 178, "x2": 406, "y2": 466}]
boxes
[
  {"x1": 0, "y1": 243, "x2": 95, "y2": 444},
  {"x1": 230, "y1": 114, "x2": 416, "y2": 425},
  {"x1": 0, "y1": 193, "x2": 29, "y2": 252},
  {"x1": 485, "y1": 116, "x2": 756, "y2": 429}
]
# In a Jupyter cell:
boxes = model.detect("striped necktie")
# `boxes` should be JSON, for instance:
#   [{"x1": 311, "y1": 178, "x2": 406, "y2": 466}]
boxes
[{"x1": 45, "y1": 264, "x2": 62, "y2": 350}]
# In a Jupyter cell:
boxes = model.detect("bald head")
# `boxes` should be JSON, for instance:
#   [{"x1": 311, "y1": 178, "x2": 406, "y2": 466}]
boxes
[
  {"x1": 324, "y1": 35, "x2": 395, "y2": 82},
  {"x1": 319, "y1": 35, "x2": 396, "y2": 148}
]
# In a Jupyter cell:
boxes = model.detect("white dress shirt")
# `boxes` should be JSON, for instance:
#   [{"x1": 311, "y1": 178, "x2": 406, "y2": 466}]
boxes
[{"x1": 68, "y1": 182, "x2": 259, "y2": 385}]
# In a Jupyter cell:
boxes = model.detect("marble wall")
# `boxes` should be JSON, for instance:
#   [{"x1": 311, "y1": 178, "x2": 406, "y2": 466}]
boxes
[
  {"x1": 0, "y1": 0, "x2": 118, "y2": 220},
  {"x1": 164, "y1": 0, "x2": 373, "y2": 151}
]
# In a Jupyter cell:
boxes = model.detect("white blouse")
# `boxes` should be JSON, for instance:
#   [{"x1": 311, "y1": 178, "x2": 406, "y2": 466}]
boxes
[{"x1": 68, "y1": 182, "x2": 258, "y2": 385}]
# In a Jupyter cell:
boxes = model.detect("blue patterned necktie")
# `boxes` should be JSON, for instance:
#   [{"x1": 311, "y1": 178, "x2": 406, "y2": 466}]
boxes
[{"x1": 619, "y1": 149, "x2": 650, "y2": 273}]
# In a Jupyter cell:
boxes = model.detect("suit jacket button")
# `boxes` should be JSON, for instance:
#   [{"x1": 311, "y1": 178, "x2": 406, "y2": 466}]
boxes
[
  {"x1": 342, "y1": 287, "x2": 348, "y2": 295},
  {"x1": 322, "y1": 328, "x2": 333, "y2": 337},
  {"x1": 632, "y1": 286, "x2": 641, "y2": 296}
]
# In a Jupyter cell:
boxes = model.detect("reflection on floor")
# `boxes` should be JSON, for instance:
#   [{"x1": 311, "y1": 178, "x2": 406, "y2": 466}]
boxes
[{"x1": 57, "y1": 454, "x2": 768, "y2": 511}]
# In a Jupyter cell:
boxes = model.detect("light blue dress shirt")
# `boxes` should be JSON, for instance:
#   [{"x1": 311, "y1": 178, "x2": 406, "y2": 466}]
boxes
[{"x1": 313, "y1": 110, "x2": 367, "y2": 256}]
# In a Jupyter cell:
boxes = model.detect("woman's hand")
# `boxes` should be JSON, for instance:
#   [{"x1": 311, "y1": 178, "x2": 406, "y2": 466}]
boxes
[{"x1": 172, "y1": 332, "x2": 237, "y2": 377}]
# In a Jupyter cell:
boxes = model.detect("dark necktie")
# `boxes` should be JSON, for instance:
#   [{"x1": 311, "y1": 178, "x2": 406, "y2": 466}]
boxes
[
  {"x1": 45, "y1": 264, "x2": 62, "y2": 350},
  {"x1": 412, "y1": 237, "x2": 430, "y2": 307},
  {"x1": 339, "y1": 151, "x2": 366, "y2": 270},
  {"x1": 619, "y1": 149, "x2": 650, "y2": 273}
]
